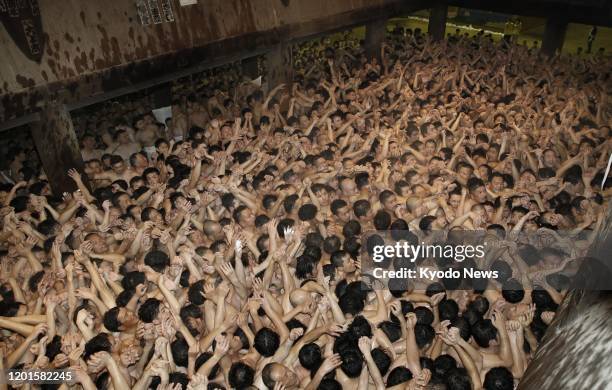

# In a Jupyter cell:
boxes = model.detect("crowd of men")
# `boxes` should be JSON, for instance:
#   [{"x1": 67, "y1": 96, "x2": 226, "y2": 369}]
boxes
[{"x1": 0, "y1": 27, "x2": 611, "y2": 390}]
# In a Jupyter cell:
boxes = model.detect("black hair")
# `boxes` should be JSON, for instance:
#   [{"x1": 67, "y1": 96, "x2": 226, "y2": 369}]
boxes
[
  {"x1": 452, "y1": 316, "x2": 472, "y2": 341},
  {"x1": 352, "y1": 199, "x2": 371, "y2": 218},
  {"x1": 323, "y1": 235, "x2": 342, "y2": 254},
  {"x1": 228, "y1": 362, "x2": 254, "y2": 389},
  {"x1": 318, "y1": 379, "x2": 342, "y2": 390},
  {"x1": 343, "y1": 236, "x2": 361, "y2": 257},
  {"x1": 171, "y1": 337, "x2": 189, "y2": 367},
  {"x1": 490, "y1": 260, "x2": 513, "y2": 283},
  {"x1": 38, "y1": 219, "x2": 58, "y2": 236},
  {"x1": 467, "y1": 177, "x2": 485, "y2": 193},
  {"x1": 340, "y1": 348, "x2": 363, "y2": 378},
  {"x1": 10, "y1": 196, "x2": 29, "y2": 213},
  {"x1": 188, "y1": 280, "x2": 206, "y2": 305},
  {"x1": 531, "y1": 289, "x2": 558, "y2": 312},
  {"x1": 434, "y1": 354, "x2": 457, "y2": 377},
  {"x1": 379, "y1": 321, "x2": 402, "y2": 342},
  {"x1": 338, "y1": 291, "x2": 364, "y2": 316},
  {"x1": 330, "y1": 250, "x2": 348, "y2": 267},
  {"x1": 439, "y1": 299, "x2": 459, "y2": 321},
  {"x1": 221, "y1": 193, "x2": 236, "y2": 210},
  {"x1": 168, "y1": 372, "x2": 189, "y2": 389},
  {"x1": 305, "y1": 232, "x2": 324, "y2": 248},
  {"x1": 144, "y1": 250, "x2": 170, "y2": 272},
  {"x1": 414, "y1": 306, "x2": 434, "y2": 325},
  {"x1": 389, "y1": 219, "x2": 410, "y2": 241},
  {"x1": 29, "y1": 271, "x2": 45, "y2": 292},
  {"x1": 472, "y1": 319, "x2": 498, "y2": 348},
  {"x1": 373, "y1": 210, "x2": 392, "y2": 230},
  {"x1": 447, "y1": 367, "x2": 472, "y2": 390},
  {"x1": 283, "y1": 194, "x2": 299, "y2": 213},
  {"x1": 44, "y1": 335, "x2": 63, "y2": 361},
  {"x1": 121, "y1": 271, "x2": 146, "y2": 290},
  {"x1": 483, "y1": 367, "x2": 514, "y2": 390},
  {"x1": 419, "y1": 215, "x2": 437, "y2": 232},
  {"x1": 103, "y1": 307, "x2": 122, "y2": 332},
  {"x1": 388, "y1": 277, "x2": 409, "y2": 298},
  {"x1": 179, "y1": 304, "x2": 203, "y2": 336},
  {"x1": 342, "y1": 220, "x2": 362, "y2": 238},
  {"x1": 299, "y1": 343, "x2": 322, "y2": 372},
  {"x1": 194, "y1": 352, "x2": 220, "y2": 380},
  {"x1": 115, "y1": 289, "x2": 135, "y2": 307},
  {"x1": 254, "y1": 327, "x2": 280, "y2": 357},
  {"x1": 426, "y1": 282, "x2": 445, "y2": 297},
  {"x1": 331, "y1": 199, "x2": 348, "y2": 215},
  {"x1": 348, "y1": 315, "x2": 372, "y2": 338},
  {"x1": 501, "y1": 278, "x2": 525, "y2": 303},
  {"x1": 414, "y1": 324, "x2": 435, "y2": 348},
  {"x1": 261, "y1": 363, "x2": 278, "y2": 389},
  {"x1": 371, "y1": 347, "x2": 391, "y2": 376},
  {"x1": 83, "y1": 333, "x2": 112, "y2": 360},
  {"x1": 232, "y1": 205, "x2": 248, "y2": 224},
  {"x1": 295, "y1": 255, "x2": 316, "y2": 280},
  {"x1": 298, "y1": 203, "x2": 318, "y2": 221},
  {"x1": 138, "y1": 298, "x2": 161, "y2": 323},
  {"x1": 262, "y1": 194, "x2": 278, "y2": 210},
  {"x1": 387, "y1": 366, "x2": 413, "y2": 386},
  {"x1": 303, "y1": 245, "x2": 322, "y2": 262}
]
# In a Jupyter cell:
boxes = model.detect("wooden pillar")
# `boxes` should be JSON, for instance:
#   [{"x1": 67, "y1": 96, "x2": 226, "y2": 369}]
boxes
[
  {"x1": 151, "y1": 82, "x2": 172, "y2": 108},
  {"x1": 541, "y1": 16, "x2": 568, "y2": 57},
  {"x1": 30, "y1": 99, "x2": 87, "y2": 195},
  {"x1": 517, "y1": 206, "x2": 612, "y2": 389},
  {"x1": 365, "y1": 18, "x2": 386, "y2": 62},
  {"x1": 242, "y1": 56, "x2": 260, "y2": 80},
  {"x1": 266, "y1": 43, "x2": 292, "y2": 89},
  {"x1": 428, "y1": 2, "x2": 448, "y2": 41}
]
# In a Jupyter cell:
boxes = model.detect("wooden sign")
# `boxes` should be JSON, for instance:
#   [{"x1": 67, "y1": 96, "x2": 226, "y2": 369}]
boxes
[
  {"x1": 0, "y1": 0, "x2": 45, "y2": 62},
  {"x1": 160, "y1": 0, "x2": 174, "y2": 23},
  {"x1": 136, "y1": 0, "x2": 151, "y2": 25},
  {"x1": 148, "y1": 0, "x2": 162, "y2": 24}
]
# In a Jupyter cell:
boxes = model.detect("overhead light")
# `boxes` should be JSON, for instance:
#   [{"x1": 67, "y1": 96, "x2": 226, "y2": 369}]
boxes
[{"x1": 179, "y1": 0, "x2": 197, "y2": 5}]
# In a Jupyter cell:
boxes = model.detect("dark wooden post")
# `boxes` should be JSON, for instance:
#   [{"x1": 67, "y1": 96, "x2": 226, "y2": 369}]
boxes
[
  {"x1": 517, "y1": 205, "x2": 612, "y2": 389},
  {"x1": 428, "y1": 2, "x2": 448, "y2": 41},
  {"x1": 30, "y1": 98, "x2": 87, "y2": 195},
  {"x1": 151, "y1": 82, "x2": 172, "y2": 109},
  {"x1": 541, "y1": 16, "x2": 568, "y2": 56},
  {"x1": 266, "y1": 43, "x2": 293, "y2": 89},
  {"x1": 365, "y1": 18, "x2": 386, "y2": 62},
  {"x1": 242, "y1": 56, "x2": 260, "y2": 80}
]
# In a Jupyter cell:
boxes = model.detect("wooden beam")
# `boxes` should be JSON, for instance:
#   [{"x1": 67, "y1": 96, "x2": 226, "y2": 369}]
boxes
[
  {"x1": 30, "y1": 99, "x2": 87, "y2": 195},
  {"x1": 365, "y1": 19, "x2": 387, "y2": 62},
  {"x1": 0, "y1": 0, "x2": 430, "y2": 127},
  {"x1": 447, "y1": 0, "x2": 612, "y2": 27},
  {"x1": 428, "y1": 2, "x2": 448, "y2": 41},
  {"x1": 541, "y1": 16, "x2": 568, "y2": 57},
  {"x1": 266, "y1": 43, "x2": 293, "y2": 89}
]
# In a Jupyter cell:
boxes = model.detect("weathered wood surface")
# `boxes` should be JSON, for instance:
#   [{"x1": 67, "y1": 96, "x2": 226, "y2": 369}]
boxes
[
  {"x1": 517, "y1": 205, "x2": 612, "y2": 390},
  {"x1": 1, "y1": 0, "x2": 424, "y2": 123},
  {"x1": 30, "y1": 99, "x2": 86, "y2": 195}
]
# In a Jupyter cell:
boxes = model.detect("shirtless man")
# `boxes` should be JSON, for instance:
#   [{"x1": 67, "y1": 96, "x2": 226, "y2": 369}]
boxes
[
  {"x1": 81, "y1": 134, "x2": 102, "y2": 161},
  {"x1": 93, "y1": 155, "x2": 139, "y2": 183},
  {"x1": 166, "y1": 102, "x2": 189, "y2": 142},
  {"x1": 107, "y1": 130, "x2": 141, "y2": 161},
  {"x1": 134, "y1": 117, "x2": 162, "y2": 158},
  {"x1": 187, "y1": 97, "x2": 209, "y2": 129}
]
